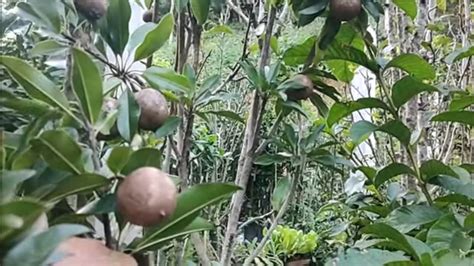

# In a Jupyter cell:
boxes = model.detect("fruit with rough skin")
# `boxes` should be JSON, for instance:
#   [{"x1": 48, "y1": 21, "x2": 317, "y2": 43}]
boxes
[
  {"x1": 285, "y1": 74, "x2": 314, "y2": 101},
  {"x1": 74, "y1": 0, "x2": 108, "y2": 20},
  {"x1": 329, "y1": 0, "x2": 361, "y2": 21},
  {"x1": 53, "y1": 237, "x2": 137, "y2": 266},
  {"x1": 117, "y1": 167, "x2": 177, "y2": 226},
  {"x1": 143, "y1": 9, "x2": 153, "y2": 22},
  {"x1": 135, "y1": 88, "x2": 169, "y2": 131}
]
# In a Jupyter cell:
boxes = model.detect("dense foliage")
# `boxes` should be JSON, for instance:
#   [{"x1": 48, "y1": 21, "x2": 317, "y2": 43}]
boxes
[{"x1": 0, "y1": 0, "x2": 473, "y2": 265}]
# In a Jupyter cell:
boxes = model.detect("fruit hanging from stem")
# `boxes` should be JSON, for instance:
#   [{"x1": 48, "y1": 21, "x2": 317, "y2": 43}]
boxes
[{"x1": 329, "y1": 0, "x2": 361, "y2": 22}]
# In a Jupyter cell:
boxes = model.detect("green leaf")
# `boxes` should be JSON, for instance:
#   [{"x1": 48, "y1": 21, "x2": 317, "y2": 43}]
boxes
[
  {"x1": 190, "y1": 0, "x2": 210, "y2": 25},
  {"x1": 384, "y1": 54, "x2": 435, "y2": 80},
  {"x1": 374, "y1": 163, "x2": 415, "y2": 188},
  {"x1": 31, "y1": 40, "x2": 67, "y2": 56},
  {"x1": 117, "y1": 89, "x2": 140, "y2": 142},
  {"x1": 391, "y1": 76, "x2": 439, "y2": 108},
  {"x1": 16, "y1": 0, "x2": 62, "y2": 33},
  {"x1": 71, "y1": 48, "x2": 103, "y2": 124},
  {"x1": 445, "y1": 45, "x2": 474, "y2": 64},
  {"x1": 31, "y1": 130, "x2": 84, "y2": 175},
  {"x1": 3, "y1": 224, "x2": 90, "y2": 266},
  {"x1": 323, "y1": 43, "x2": 378, "y2": 74},
  {"x1": 42, "y1": 174, "x2": 109, "y2": 202},
  {"x1": 362, "y1": 223, "x2": 418, "y2": 259},
  {"x1": 0, "y1": 56, "x2": 74, "y2": 119},
  {"x1": 427, "y1": 214, "x2": 471, "y2": 252},
  {"x1": 134, "y1": 13, "x2": 174, "y2": 61},
  {"x1": 362, "y1": 0, "x2": 385, "y2": 22},
  {"x1": 121, "y1": 148, "x2": 162, "y2": 175},
  {"x1": 254, "y1": 154, "x2": 290, "y2": 166},
  {"x1": 77, "y1": 193, "x2": 116, "y2": 215},
  {"x1": 431, "y1": 111, "x2": 474, "y2": 127},
  {"x1": 175, "y1": 0, "x2": 189, "y2": 11},
  {"x1": 0, "y1": 200, "x2": 46, "y2": 244},
  {"x1": 435, "y1": 194, "x2": 474, "y2": 207},
  {"x1": 420, "y1": 160, "x2": 457, "y2": 181},
  {"x1": 99, "y1": 0, "x2": 131, "y2": 55},
  {"x1": 0, "y1": 170, "x2": 36, "y2": 203},
  {"x1": 433, "y1": 251, "x2": 473, "y2": 266},
  {"x1": 429, "y1": 175, "x2": 474, "y2": 199},
  {"x1": 386, "y1": 205, "x2": 444, "y2": 232},
  {"x1": 378, "y1": 120, "x2": 411, "y2": 147},
  {"x1": 132, "y1": 183, "x2": 240, "y2": 252},
  {"x1": 392, "y1": 0, "x2": 417, "y2": 19},
  {"x1": 318, "y1": 16, "x2": 341, "y2": 50},
  {"x1": 449, "y1": 95, "x2": 474, "y2": 111},
  {"x1": 202, "y1": 111, "x2": 244, "y2": 124},
  {"x1": 283, "y1": 37, "x2": 316, "y2": 66},
  {"x1": 325, "y1": 248, "x2": 409, "y2": 266},
  {"x1": 155, "y1": 116, "x2": 181, "y2": 138},
  {"x1": 350, "y1": 120, "x2": 378, "y2": 145},
  {"x1": 107, "y1": 147, "x2": 133, "y2": 174},
  {"x1": 133, "y1": 217, "x2": 213, "y2": 251},
  {"x1": 205, "y1": 24, "x2": 234, "y2": 35},
  {"x1": 143, "y1": 67, "x2": 192, "y2": 94},
  {"x1": 272, "y1": 178, "x2": 291, "y2": 210},
  {"x1": 327, "y1": 98, "x2": 391, "y2": 127},
  {"x1": 126, "y1": 23, "x2": 156, "y2": 53},
  {"x1": 0, "y1": 90, "x2": 52, "y2": 117}
]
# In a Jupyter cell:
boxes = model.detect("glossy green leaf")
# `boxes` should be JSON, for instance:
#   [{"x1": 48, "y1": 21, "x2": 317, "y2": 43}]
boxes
[
  {"x1": 374, "y1": 163, "x2": 415, "y2": 188},
  {"x1": 362, "y1": 223, "x2": 418, "y2": 259},
  {"x1": 3, "y1": 224, "x2": 90, "y2": 266},
  {"x1": 378, "y1": 120, "x2": 411, "y2": 146},
  {"x1": 384, "y1": 54, "x2": 435, "y2": 80},
  {"x1": 0, "y1": 56, "x2": 74, "y2": 119},
  {"x1": 155, "y1": 116, "x2": 181, "y2": 138},
  {"x1": 190, "y1": 0, "x2": 210, "y2": 24},
  {"x1": 432, "y1": 251, "x2": 474, "y2": 266},
  {"x1": 0, "y1": 90, "x2": 52, "y2": 118},
  {"x1": 41, "y1": 174, "x2": 109, "y2": 202},
  {"x1": 0, "y1": 170, "x2": 36, "y2": 203},
  {"x1": 107, "y1": 146, "x2": 133, "y2": 174},
  {"x1": 445, "y1": 45, "x2": 474, "y2": 64},
  {"x1": 133, "y1": 217, "x2": 213, "y2": 252},
  {"x1": 117, "y1": 89, "x2": 140, "y2": 142},
  {"x1": 318, "y1": 16, "x2": 341, "y2": 50},
  {"x1": 272, "y1": 178, "x2": 291, "y2": 210},
  {"x1": 392, "y1": 0, "x2": 417, "y2": 19},
  {"x1": 126, "y1": 23, "x2": 155, "y2": 53},
  {"x1": 143, "y1": 67, "x2": 192, "y2": 94},
  {"x1": 132, "y1": 183, "x2": 240, "y2": 252},
  {"x1": 31, "y1": 40, "x2": 67, "y2": 56},
  {"x1": 175, "y1": 0, "x2": 189, "y2": 11},
  {"x1": 135, "y1": 13, "x2": 174, "y2": 61},
  {"x1": 71, "y1": 48, "x2": 103, "y2": 124},
  {"x1": 0, "y1": 200, "x2": 46, "y2": 244},
  {"x1": 362, "y1": 0, "x2": 385, "y2": 22},
  {"x1": 435, "y1": 194, "x2": 474, "y2": 207},
  {"x1": 420, "y1": 160, "x2": 457, "y2": 181},
  {"x1": 326, "y1": 248, "x2": 409, "y2": 266},
  {"x1": 31, "y1": 130, "x2": 84, "y2": 175},
  {"x1": 429, "y1": 175, "x2": 474, "y2": 199},
  {"x1": 327, "y1": 98, "x2": 391, "y2": 127},
  {"x1": 387, "y1": 205, "x2": 443, "y2": 232},
  {"x1": 121, "y1": 148, "x2": 162, "y2": 175},
  {"x1": 391, "y1": 76, "x2": 438, "y2": 108},
  {"x1": 77, "y1": 193, "x2": 116, "y2": 215},
  {"x1": 449, "y1": 95, "x2": 474, "y2": 111},
  {"x1": 431, "y1": 111, "x2": 474, "y2": 127},
  {"x1": 16, "y1": 0, "x2": 62, "y2": 33},
  {"x1": 283, "y1": 36, "x2": 316, "y2": 66},
  {"x1": 350, "y1": 120, "x2": 378, "y2": 145},
  {"x1": 100, "y1": 0, "x2": 131, "y2": 55},
  {"x1": 427, "y1": 214, "x2": 471, "y2": 252}
]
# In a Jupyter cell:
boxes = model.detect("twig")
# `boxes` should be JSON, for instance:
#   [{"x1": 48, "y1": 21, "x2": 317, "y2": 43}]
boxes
[{"x1": 238, "y1": 211, "x2": 274, "y2": 231}]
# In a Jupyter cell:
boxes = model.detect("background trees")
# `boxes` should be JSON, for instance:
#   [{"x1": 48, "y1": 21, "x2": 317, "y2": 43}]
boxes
[{"x1": 0, "y1": 0, "x2": 473, "y2": 265}]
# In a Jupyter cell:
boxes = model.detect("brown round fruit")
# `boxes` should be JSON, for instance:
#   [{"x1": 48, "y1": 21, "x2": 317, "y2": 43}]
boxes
[
  {"x1": 117, "y1": 167, "x2": 177, "y2": 226},
  {"x1": 142, "y1": 9, "x2": 153, "y2": 22},
  {"x1": 329, "y1": 0, "x2": 361, "y2": 21},
  {"x1": 74, "y1": 0, "x2": 108, "y2": 20},
  {"x1": 285, "y1": 74, "x2": 314, "y2": 101},
  {"x1": 53, "y1": 237, "x2": 137, "y2": 266},
  {"x1": 135, "y1": 88, "x2": 169, "y2": 131}
]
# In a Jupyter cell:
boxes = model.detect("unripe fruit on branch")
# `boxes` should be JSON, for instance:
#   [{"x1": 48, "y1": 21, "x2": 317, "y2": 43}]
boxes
[
  {"x1": 74, "y1": 0, "x2": 108, "y2": 20},
  {"x1": 285, "y1": 74, "x2": 314, "y2": 101},
  {"x1": 117, "y1": 167, "x2": 177, "y2": 226},
  {"x1": 143, "y1": 9, "x2": 153, "y2": 22},
  {"x1": 329, "y1": 0, "x2": 361, "y2": 22},
  {"x1": 53, "y1": 237, "x2": 137, "y2": 266},
  {"x1": 135, "y1": 88, "x2": 170, "y2": 131}
]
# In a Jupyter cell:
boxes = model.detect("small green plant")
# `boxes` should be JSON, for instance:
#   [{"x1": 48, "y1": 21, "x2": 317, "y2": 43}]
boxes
[{"x1": 264, "y1": 225, "x2": 318, "y2": 259}]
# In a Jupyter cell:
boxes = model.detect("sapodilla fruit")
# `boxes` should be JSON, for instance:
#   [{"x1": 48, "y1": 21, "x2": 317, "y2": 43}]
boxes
[
  {"x1": 329, "y1": 0, "x2": 361, "y2": 21},
  {"x1": 53, "y1": 237, "x2": 137, "y2": 266},
  {"x1": 74, "y1": 0, "x2": 108, "y2": 20},
  {"x1": 142, "y1": 9, "x2": 153, "y2": 22},
  {"x1": 135, "y1": 88, "x2": 169, "y2": 131},
  {"x1": 117, "y1": 167, "x2": 177, "y2": 226},
  {"x1": 285, "y1": 74, "x2": 314, "y2": 101}
]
